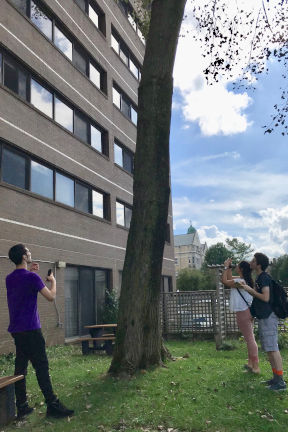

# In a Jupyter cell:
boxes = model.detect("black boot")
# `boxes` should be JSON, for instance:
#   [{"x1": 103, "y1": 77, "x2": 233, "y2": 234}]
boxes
[
  {"x1": 46, "y1": 399, "x2": 74, "y2": 418},
  {"x1": 17, "y1": 402, "x2": 34, "y2": 419}
]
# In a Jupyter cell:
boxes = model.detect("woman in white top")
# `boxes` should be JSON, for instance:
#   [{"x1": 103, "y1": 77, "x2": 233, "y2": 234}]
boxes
[{"x1": 222, "y1": 258, "x2": 259, "y2": 374}]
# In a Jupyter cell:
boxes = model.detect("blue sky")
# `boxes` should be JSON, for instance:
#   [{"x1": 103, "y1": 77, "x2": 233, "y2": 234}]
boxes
[{"x1": 170, "y1": 1, "x2": 288, "y2": 258}]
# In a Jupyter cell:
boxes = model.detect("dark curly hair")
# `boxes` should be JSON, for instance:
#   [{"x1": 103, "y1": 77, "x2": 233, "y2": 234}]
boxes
[
  {"x1": 239, "y1": 261, "x2": 253, "y2": 288},
  {"x1": 254, "y1": 252, "x2": 269, "y2": 271}
]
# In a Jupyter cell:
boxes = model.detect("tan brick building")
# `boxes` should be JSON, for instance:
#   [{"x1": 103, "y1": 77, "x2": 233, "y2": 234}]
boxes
[
  {"x1": 0, "y1": 0, "x2": 175, "y2": 354},
  {"x1": 174, "y1": 229, "x2": 207, "y2": 275}
]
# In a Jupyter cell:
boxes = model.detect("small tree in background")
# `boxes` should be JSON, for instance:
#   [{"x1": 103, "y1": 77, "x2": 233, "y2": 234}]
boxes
[
  {"x1": 204, "y1": 242, "x2": 231, "y2": 266},
  {"x1": 270, "y1": 255, "x2": 288, "y2": 286},
  {"x1": 225, "y1": 238, "x2": 254, "y2": 263},
  {"x1": 177, "y1": 268, "x2": 214, "y2": 291}
]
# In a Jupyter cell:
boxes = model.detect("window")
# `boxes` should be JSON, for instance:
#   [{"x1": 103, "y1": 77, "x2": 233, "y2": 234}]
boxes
[
  {"x1": 31, "y1": 160, "x2": 53, "y2": 199},
  {"x1": 54, "y1": 97, "x2": 73, "y2": 132},
  {"x1": 3, "y1": 57, "x2": 28, "y2": 99},
  {"x1": 113, "y1": 84, "x2": 138, "y2": 124},
  {"x1": 129, "y1": 58, "x2": 139, "y2": 79},
  {"x1": 10, "y1": 0, "x2": 107, "y2": 93},
  {"x1": 128, "y1": 12, "x2": 137, "y2": 31},
  {"x1": 30, "y1": 79, "x2": 53, "y2": 118},
  {"x1": 73, "y1": 0, "x2": 106, "y2": 36},
  {"x1": 56, "y1": 172, "x2": 74, "y2": 207},
  {"x1": 1, "y1": 50, "x2": 108, "y2": 154},
  {"x1": 90, "y1": 124, "x2": 102, "y2": 152},
  {"x1": 31, "y1": 1, "x2": 52, "y2": 40},
  {"x1": 131, "y1": 106, "x2": 138, "y2": 125},
  {"x1": 114, "y1": 142, "x2": 123, "y2": 167},
  {"x1": 121, "y1": 96, "x2": 130, "y2": 118},
  {"x1": 92, "y1": 190, "x2": 104, "y2": 218},
  {"x1": 116, "y1": 1, "x2": 145, "y2": 44},
  {"x1": 89, "y1": 63, "x2": 100, "y2": 89},
  {"x1": 119, "y1": 46, "x2": 129, "y2": 66},
  {"x1": 74, "y1": 111, "x2": 89, "y2": 143},
  {"x1": 112, "y1": 87, "x2": 121, "y2": 109},
  {"x1": 73, "y1": 46, "x2": 88, "y2": 75},
  {"x1": 116, "y1": 201, "x2": 124, "y2": 226},
  {"x1": 54, "y1": 25, "x2": 72, "y2": 60},
  {"x1": 116, "y1": 201, "x2": 132, "y2": 228},
  {"x1": 88, "y1": 3, "x2": 99, "y2": 27},
  {"x1": 161, "y1": 276, "x2": 173, "y2": 293},
  {"x1": 2, "y1": 148, "x2": 27, "y2": 189},
  {"x1": 111, "y1": 33, "x2": 119, "y2": 53},
  {"x1": 114, "y1": 142, "x2": 134, "y2": 174},
  {"x1": 111, "y1": 28, "x2": 141, "y2": 81},
  {"x1": 1, "y1": 141, "x2": 111, "y2": 218},
  {"x1": 75, "y1": 182, "x2": 90, "y2": 213}
]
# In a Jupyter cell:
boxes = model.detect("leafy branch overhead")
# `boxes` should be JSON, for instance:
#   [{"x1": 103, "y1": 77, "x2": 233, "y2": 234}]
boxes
[{"x1": 190, "y1": 0, "x2": 288, "y2": 135}]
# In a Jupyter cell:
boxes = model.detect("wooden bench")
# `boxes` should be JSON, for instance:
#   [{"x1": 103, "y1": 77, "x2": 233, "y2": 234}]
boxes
[{"x1": 0, "y1": 375, "x2": 24, "y2": 426}]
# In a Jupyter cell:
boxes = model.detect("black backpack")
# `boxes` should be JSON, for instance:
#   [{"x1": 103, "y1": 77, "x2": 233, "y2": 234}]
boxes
[{"x1": 269, "y1": 278, "x2": 288, "y2": 319}]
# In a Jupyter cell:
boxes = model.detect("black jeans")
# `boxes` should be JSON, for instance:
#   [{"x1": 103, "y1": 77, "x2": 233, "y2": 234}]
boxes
[{"x1": 12, "y1": 329, "x2": 56, "y2": 407}]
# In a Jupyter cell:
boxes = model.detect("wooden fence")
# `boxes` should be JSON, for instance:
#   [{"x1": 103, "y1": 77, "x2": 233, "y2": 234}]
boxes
[{"x1": 161, "y1": 289, "x2": 288, "y2": 338}]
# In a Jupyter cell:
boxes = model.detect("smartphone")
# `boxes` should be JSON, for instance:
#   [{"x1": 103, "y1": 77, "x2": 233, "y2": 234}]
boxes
[{"x1": 47, "y1": 269, "x2": 52, "y2": 276}]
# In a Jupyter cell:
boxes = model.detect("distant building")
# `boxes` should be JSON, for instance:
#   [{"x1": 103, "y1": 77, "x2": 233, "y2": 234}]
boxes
[{"x1": 174, "y1": 226, "x2": 207, "y2": 274}]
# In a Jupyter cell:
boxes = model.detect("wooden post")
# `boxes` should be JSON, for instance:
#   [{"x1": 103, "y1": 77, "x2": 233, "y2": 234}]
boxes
[{"x1": 208, "y1": 265, "x2": 226, "y2": 349}]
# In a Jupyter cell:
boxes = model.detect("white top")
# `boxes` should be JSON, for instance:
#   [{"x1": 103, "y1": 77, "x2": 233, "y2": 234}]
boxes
[{"x1": 229, "y1": 278, "x2": 253, "y2": 312}]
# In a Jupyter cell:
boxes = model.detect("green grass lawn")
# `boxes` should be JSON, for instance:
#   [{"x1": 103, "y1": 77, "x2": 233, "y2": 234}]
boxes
[{"x1": 1, "y1": 339, "x2": 288, "y2": 432}]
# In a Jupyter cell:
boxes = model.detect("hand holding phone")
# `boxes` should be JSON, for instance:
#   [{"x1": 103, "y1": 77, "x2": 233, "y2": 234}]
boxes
[{"x1": 46, "y1": 269, "x2": 55, "y2": 282}]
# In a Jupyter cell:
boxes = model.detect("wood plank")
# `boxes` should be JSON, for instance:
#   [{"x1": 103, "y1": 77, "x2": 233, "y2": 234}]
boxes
[
  {"x1": 84, "y1": 324, "x2": 117, "y2": 329},
  {"x1": 81, "y1": 337, "x2": 115, "y2": 341},
  {"x1": 0, "y1": 375, "x2": 24, "y2": 389},
  {"x1": 70, "y1": 337, "x2": 115, "y2": 344}
]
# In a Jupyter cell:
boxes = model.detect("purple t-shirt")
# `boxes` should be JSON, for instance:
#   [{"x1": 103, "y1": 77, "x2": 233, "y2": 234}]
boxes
[{"x1": 6, "y1": 269, "x2": 45, "y2": 333}]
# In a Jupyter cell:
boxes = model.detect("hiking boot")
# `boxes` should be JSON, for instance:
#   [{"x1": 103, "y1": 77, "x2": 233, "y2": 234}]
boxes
[
  {"x1": 17, "y1": 403, "x2": 34, "y2": 419},
  {"x1": 46, "y1": 399, "x2": 74, "y2": 418},
  {"x1": 268, "y1": 381, "x2": 287, "y2": 391}
]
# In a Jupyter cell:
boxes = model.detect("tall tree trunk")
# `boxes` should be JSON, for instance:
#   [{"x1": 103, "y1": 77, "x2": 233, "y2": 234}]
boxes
[{"x1": 109, "y1": 0, "x2": 187, "y2": 376}]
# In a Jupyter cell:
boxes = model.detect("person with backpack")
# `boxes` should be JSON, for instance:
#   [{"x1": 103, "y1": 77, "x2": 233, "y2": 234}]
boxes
[
  {"x1": 241, "y1": 252, "x2": 286, "y2": 391},
  {"x1": 222, "y1": 258, "x2": 260, "y2": 374}
]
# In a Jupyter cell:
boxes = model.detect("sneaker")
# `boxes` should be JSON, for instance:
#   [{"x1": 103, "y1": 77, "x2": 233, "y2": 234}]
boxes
[
  {"x1": 268, "y1": 381, "x2": 287, "y2": 391},
  {"x1": 17, "y1": 404, "x2": 34, "y2": 419},
  {"x1": 243, "y1": 364, "x2": 252, "y2": 371},
  {"x1": 262, "y1": 378, "x2": 275, "y2": 386},
  {"x1": 46, "y1": 399, "x2": 74, "y2": 418}
]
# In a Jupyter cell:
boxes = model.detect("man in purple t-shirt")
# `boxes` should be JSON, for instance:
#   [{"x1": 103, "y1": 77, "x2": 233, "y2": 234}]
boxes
[{"x1": 6, "y1": 244, "x2": 74, "y2": 419}]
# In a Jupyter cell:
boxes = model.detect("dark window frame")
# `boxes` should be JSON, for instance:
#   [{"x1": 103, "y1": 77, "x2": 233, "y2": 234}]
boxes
[
  {"x1": 0, "y1": 46, "x2": 109, "y2": 157},
  {"x1": 0, "y1": 140, "x2": 111, "y2": 221},
  {"x1": 111, "y1": 27, "x2": 141, "y2": 81},
  {"x1": 9, "y1": 0, "x2": 107, "y2": 93},
  {"x1": 115, "y1": 0, "x2": 145, "y2": 44},
  {"x1": 116, "y1": 199, "x2": 132, "y2": 228},
  {"x1": 113, "y1": 82, "x2": 137, "y2": 125},
  {"x1": 73, "y1": 0, "x2": 106, "y2": 36},
  {"x1": 114, "y1": 140, "x2": 134, "y2": 175}
]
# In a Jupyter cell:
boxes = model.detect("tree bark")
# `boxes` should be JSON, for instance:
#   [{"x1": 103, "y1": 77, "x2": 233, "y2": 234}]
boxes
[{"x1": 109, "y1": 0, "x2": 187, "y2": 376}]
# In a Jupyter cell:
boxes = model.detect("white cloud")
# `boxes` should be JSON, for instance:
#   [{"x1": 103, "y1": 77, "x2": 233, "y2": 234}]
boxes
[
  {"x1": 172, "y1": 0, "x2": 269, "y2": 136},
  {"x1": 182, "y1": 84, "x2": 253, "y2": 136}
]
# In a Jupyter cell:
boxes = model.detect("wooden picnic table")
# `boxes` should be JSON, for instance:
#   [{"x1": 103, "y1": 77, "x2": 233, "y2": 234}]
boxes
[{"x1": 80, "y1": 323, "x2": 117, "y2": 355}]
